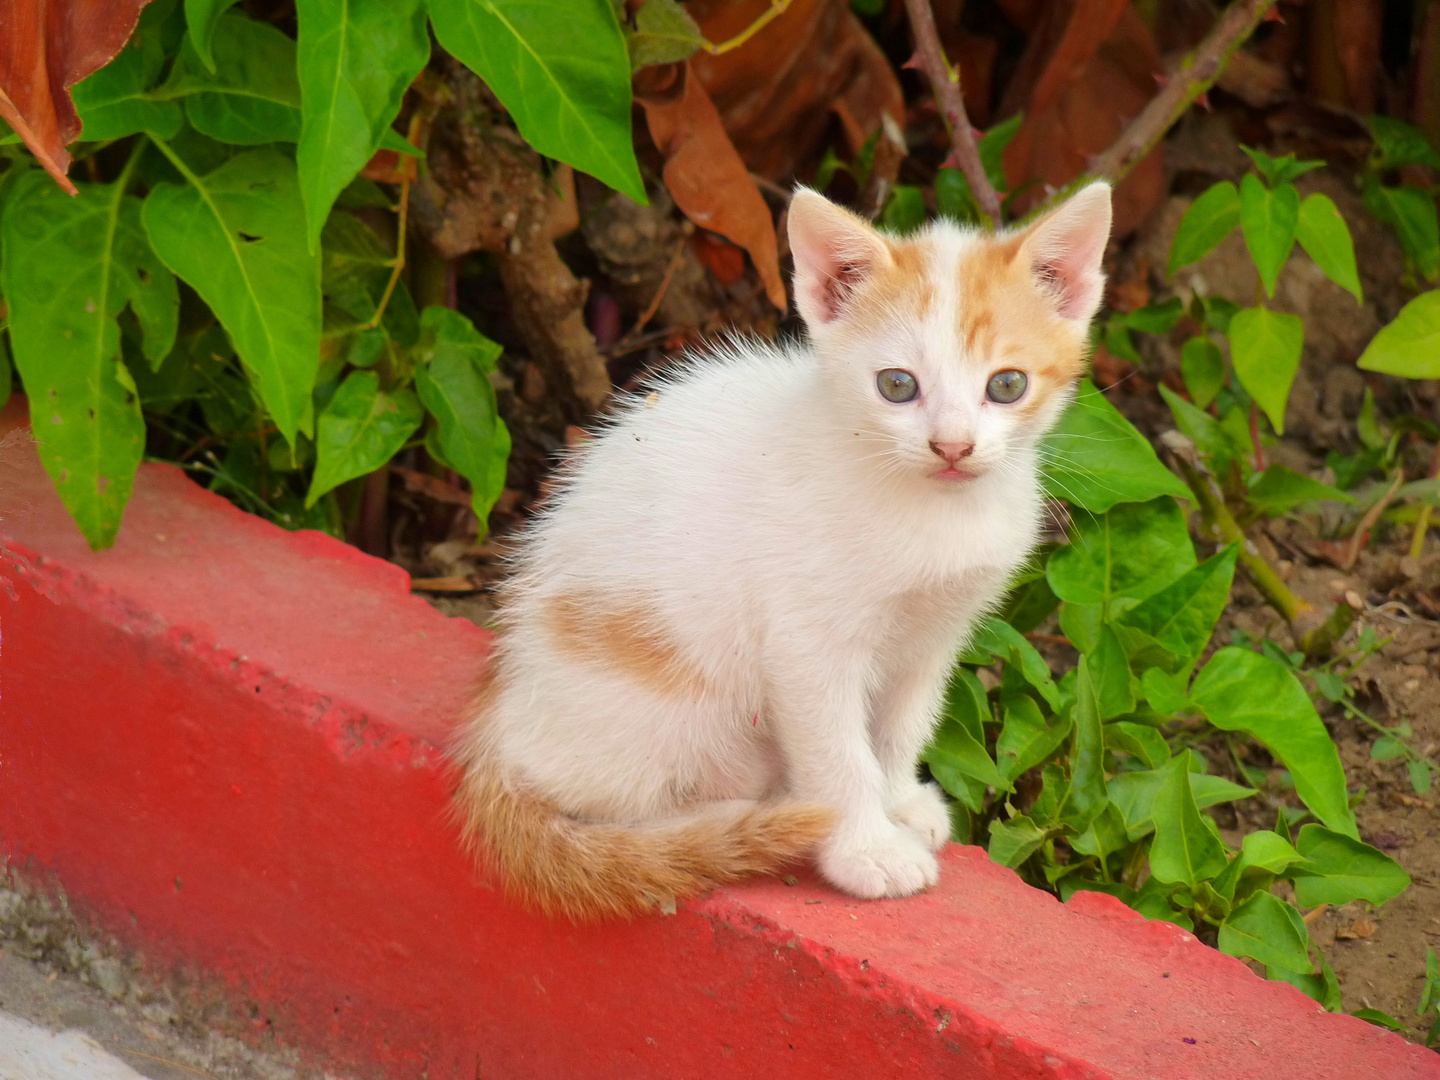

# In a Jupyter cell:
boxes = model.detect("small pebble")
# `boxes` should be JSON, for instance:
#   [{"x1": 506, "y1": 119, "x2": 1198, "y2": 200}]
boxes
[
  {"x1": 1401, "y1": 555, "x2": 1422, "y2": 579},
  {"x1": 1405, "y1": 679, "x2": 1420, "y2": 691},
  {"x1": 1345, "y1": 590, "x2": 1365, "y2": 611},
  {"x1": 782, "y1": 875, "x2": 798, "y2": 887}
]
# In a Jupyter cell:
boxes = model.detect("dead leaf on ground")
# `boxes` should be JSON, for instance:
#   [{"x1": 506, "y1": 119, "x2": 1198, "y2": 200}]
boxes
[
  {"x1": 687, "y1": 0, "x2": 902, "y2": 179},
  {"x1": 0, "y1": 0, "x2": 153, "y2": 194},
  {"x1": 1335, "y1": 916, "x2": 1379, "y2": 939},
  {"x1": 410, "y1": 576, "x2": 480, "y2": 593},
  {"x1": 635, "y1": 60, "x2": 786, "y2": 311},
  {"x1": 1001, "y1": 0, "x2": 1165, "y2": 235}
]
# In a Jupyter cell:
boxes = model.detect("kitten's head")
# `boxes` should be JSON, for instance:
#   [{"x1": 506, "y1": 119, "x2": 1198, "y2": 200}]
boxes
[{"x1": 787, "y1": 182, "x2": 1111, "y2": 487}]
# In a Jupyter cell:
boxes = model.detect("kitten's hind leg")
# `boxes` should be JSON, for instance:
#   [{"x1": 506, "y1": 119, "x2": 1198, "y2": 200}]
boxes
[{"x1": 766, "y1": 647, "x2": 938, "y2": 899}]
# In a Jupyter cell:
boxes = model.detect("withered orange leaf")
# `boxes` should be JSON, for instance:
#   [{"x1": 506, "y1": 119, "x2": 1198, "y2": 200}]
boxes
[
  {"x1": 1002, "y1": 0, "x2": 1165, "y2": 236},
  {"x1": 635, "y1": 61, "x2": 786, "y2": 312},
  {"x1": 0, "y1": 0, "x2": 154, "y2": 194},
  {"x1": 688, "y1": 0, "x2": 902, "y2": 180}
]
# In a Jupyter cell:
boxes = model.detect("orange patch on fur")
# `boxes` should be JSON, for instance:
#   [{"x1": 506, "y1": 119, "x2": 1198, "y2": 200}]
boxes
[{"x1": 544, "y1": 592, "x2": 710, "y2": 700}]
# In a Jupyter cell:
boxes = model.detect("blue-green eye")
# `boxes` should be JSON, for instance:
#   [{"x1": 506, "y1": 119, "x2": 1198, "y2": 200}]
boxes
[
  {"x1": 986, "y1": 370, "x2": 1027, "y2": 404},
  {"x1": 877, "y1": 369, "x2": 919, "y2": 403}
]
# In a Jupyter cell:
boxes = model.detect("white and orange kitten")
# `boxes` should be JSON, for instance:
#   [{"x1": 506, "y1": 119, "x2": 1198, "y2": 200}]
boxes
[{"x1": 454, "y1": 183, "x2": 1113, "y2": 918}]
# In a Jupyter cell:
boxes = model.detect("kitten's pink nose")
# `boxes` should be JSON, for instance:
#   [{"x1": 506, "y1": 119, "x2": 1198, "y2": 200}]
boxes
[{"x1": 929, "y1": 440, "x2": 975, "y2": 464}]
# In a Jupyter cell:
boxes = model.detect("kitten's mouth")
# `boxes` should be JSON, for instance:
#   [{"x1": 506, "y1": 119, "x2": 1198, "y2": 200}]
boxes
[{"x1": 930, "y1": 465, "x2": 976, "y2": 483}]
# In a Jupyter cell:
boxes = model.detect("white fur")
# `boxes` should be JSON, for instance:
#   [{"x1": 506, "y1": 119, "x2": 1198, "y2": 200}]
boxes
[{"x1": 475, "y1": 189, "x2": 1109, "y2": 899}]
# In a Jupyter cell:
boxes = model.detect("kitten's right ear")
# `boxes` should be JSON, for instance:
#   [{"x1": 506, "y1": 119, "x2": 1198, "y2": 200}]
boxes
[{"x1": 787, "y1": 189, "x2": 893, "y2": 326}]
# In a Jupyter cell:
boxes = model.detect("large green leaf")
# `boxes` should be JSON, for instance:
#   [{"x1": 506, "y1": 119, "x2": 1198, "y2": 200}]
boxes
[
  {"x1": 1148, "y1": 751, "x2": 1229, "y2": 887},
  {"x1": 1239, "y1": 175, "x2": 1297, "y2": 297},
  {"x1": 1158, "y1": 383, "x2": 1243, "y2": 476},
  {"x1": 995, "y1": 693, "x2": 1072, "y2": 784},
  {"x1": 1369, "y1": 115, "x2": 1440, "y2": 171},
  {"x1": 1219, "y1": 892, "x2": 1311, "y2": 973},
  {"x1": 1358, "y1": 290, "x2": 1440, "y2": 379},
  {"x1": 1229, "y1": 305, "x2": 1303, "y2": 435},
  {"x1": 1110, "y1": 765, "x2": 1254, "y2": 842},
  {"x1": 1117, "y1": 543, "x2": 1237, "y2": 671},
  {"x1": 1047, "y1": 497, "x2": 1196, "y2": 609},
  {"x1": 1295, "y1": 193, "x2": 1362, "y2": 303},
  {"x1": 160, "y1": 10, "x2": 303, "y2": 144},
  {"x1": 1180, "y1": 336, "x2": 1225, "y2": 408},
  {"x1": 413, "y1": 306, "x2": 511, "y2": 522},
  {"x1": 73, "y1": 13, "x2": 182, "y2": 140},
  {"x1": 627, "y1": 0, "x2": 707, "y2": 71},
  {"x1": 1362, "y1": 178, "x2": 1440, "y2": 280},
  {"x1": 1291, "y1": 825, "x2": 1411, "y2": 907},
  {"x1": 967, "y1": 617, "x2": 1059, "y2": 708},
  {"x1": 2, "y1": 172, "x2": 178, "y2": 550},
  {"x1": 143, "y1": 146, "x2": 321, "y2": 444},
  {"x1": 1089, "y1": 624, "x2": 1135, "y2": 719},
  {"x1": 307, "y1": 370, "x2": 423, "y2": 505},
  {"x1": 1190, "y1": 647, "x2": 1358, "y2": 838},
  {"x1": 1246, "y1": 464, "x2": 1353, "y2": 516},
  {"x1": 1041, "y1": 381, "x2": 1188, "y2": 512},
  {"x1": 1168, "y1": 181, "x2": 1241, "y2": 276},
  {"x1": 295, "y1": 0, "x2": 430, "y2": 249},
  {"x1": 988, "y1": 815, "x2": 1047, "y2": 869},
  {"x1": 429, "y1": 0, "x2": 644, "y2": 202},
  {"x1": 185, "y1": 0, "x2": 244, "y2": 71},
  {"x1": 1057, "y1": 655, "x2": 1107, "y2": 833},
  {"x1": 924, "y1": 667, "x2": 1004, "y2": 797}
]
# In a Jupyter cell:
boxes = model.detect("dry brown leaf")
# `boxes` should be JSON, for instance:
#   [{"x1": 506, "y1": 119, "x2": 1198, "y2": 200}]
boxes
[
  {"x1": 1001, "y1": 1, "x2": 1165, "y2": 236},
  {"x1": 687, "y1": 0, "x2": 902, "y2": 179},
  {"x1": 0, "y1": 0, "x2": 153, "y2": 194},
  {"x1": 1335, "y1": 916, "x2": 1378, "y2": 939},
  {"x1": 362, "y1": 148, "x2": 419, "y2": 185},
  {"x1": 409, "y1": 576, "x2": 480, "y2": 593},
  {"x1": 635, "y1": 61, "x2": 785, "y2": 311}
]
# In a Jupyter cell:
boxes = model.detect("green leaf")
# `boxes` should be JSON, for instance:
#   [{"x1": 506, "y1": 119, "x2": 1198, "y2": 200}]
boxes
[
  {"x1": 1057, "y1": 655, "x2": 1107, "y2": 832},
  {"x1": 1147, "y1": 751, "x2": 1229, "y2": 886},
  {"x1": 413, "y1": 306, "x2": 510, "y2": 522},
  {"x1": 1070, "y1": 802, "x2": 1130, "y2": 861},
  {"x1": 429, "y1": 0, "x2": 645, "y2": 203},
  {"x1": 1229, "y1": 305, "x2": 1303, "y2": 435},
  {"x1": 1270, "y1": 953, "x2": 1342, "y2": 1011},
  {"x1": 880, "y1": 185, "x2": 927, "y2": 236},
  {"x1": 1180, "y1": 336, "x2": 1225, "y2": 408},
  {"x1": 1110, "y1": 765, "x2": 1254, "y2": 842},
  {"x1": 1238, "y1": 829, "x2": 1309, "y2": 876},
  {"x1": 1410, "y1": 760, "x2": 1433, "y2": 795},
  {"x1": 1418, "y1": 947, "x2": 1439, "y2": 1017},
  {"x1": 967, "y1": 617, "x2": 1060, "y2": 708},
  {"x1": 143, "y1": 146, "x2": 321, "y2": 445},
  {"x1": 161, "y1": 10, "x2": 303, "y2": 144},
  {"x1": 1370, "y1": 735, "x2": 1407, "y2": 762},
  {"x1": 2, "y1": 171, "x2": 178, "y2": 550},
  {"x1": 307, "y1": 370, "x2": 423, "y2": 505},
  {"x1": 1368, "y1": 114, "x2": 1440, "y2": 171},
  {"x1": 1118, "y1": 543, "x2": 1237, "y2": 672},
  {"x1": 1239, "y1": 175, "x2": 1298, "y2": 298},
  {"x1": 1296, "y1": 193, "x2": 1362, "y2": 303},
  {"x1": 1105, "y1": 721, "x2": 1170, "y2": 768},
  {"x1": 1122, "y1": 298, "x2": 1184, "y2": 335},
  {"x1": 1358, "y1": 290, "x2": 1440, "y2": 379},
  {"x1": 988, "y1": 815, "x2": 1047, "y2": 869},
  {"x1": 1041, "y1": 381, "x2": 1189, "y2": 511},
  {"x1": 995, "y1": 693, "x2": 1072, "y2": 783},
  {"x1": 627, "y1": 0, "x2": 708, "y2": 70},
  {"x1": 1362, "y1": 178, "x2": 1440, "y2": 280},
  {"x1": 1048, "y1": 497, "x2": 1196, "y2": 609},
  {"x1": 1291, "y1": 824, "x2": 1411, "y2": 907},
  {"x1": 1219, "y1": 891, "x2": 1311, "y2": 973},
  {"x1": 1190, "y1": 648, "x2": 1358, "y2": 838},
  {"x1": 1140, "y1": 666, "x2": 1191, "y2": 715},
  {"x1": 1352, "y1": 1008, "x2": 1408, "y2": 1032},
  {"x1": 1158, "y1": 383, "x2": 1243, "y2": 476},
  {"x1": 1168, "y1": 181, "x2": 1240, "y2": 276},
  {"x1": 185, "y1": 0, "x2": 244, "y2": 71},
  {"x1": 934, "y1": 168, "x2": 980, "y2": 224},
  {"x1": 73, "y1": 17, "x2": 183, "y2": 141},
  {"x1": 1089, "y1": 625, "x2": 1135, "y2": 719},
  {"x1": 1246, "y1": 465, "x2": 1353, "y2": 516},
  {"x1": 295, "y1": 0, "x2": 430, "y2": 250}
]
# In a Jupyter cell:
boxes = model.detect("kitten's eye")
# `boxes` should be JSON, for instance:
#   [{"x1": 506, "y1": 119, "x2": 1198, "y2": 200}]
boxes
[
  {"x1": 877, "y1": 369, "x2": 919, "y2": 403},
  {"x1": 986, "y1": 369, "x2": 1028, "y2": 404}
]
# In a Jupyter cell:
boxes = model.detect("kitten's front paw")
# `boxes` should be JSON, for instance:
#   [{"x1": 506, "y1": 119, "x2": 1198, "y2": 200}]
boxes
[
  {"x1": 890, "y1": 783, "x2": 951, "y2": 852},
  {"x1": 819, "y1": 823, "x2": 940, "y2": 899}
]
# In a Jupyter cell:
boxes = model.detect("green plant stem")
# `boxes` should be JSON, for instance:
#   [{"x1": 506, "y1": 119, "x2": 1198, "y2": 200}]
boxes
[
  {"x1": 1169, "y1": 451, "x2": 1309, "y2": 623},
  {"x1": 1088, "y1": 0, "x2": 1278, "y2": 183}
]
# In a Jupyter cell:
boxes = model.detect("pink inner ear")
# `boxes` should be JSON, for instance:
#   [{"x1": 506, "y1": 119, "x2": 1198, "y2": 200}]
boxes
[
  {"x1": 788, "y1": 191, "x2": 890, "y2": 325},
  {"x1": 1025, "y1": 184, "x2": 1112, "y2": 323}
]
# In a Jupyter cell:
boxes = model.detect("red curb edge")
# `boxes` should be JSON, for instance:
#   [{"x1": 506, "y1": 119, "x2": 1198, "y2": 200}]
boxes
[{"x1": 1, "y1": 398, "x2": 1434, "y2": 1080}]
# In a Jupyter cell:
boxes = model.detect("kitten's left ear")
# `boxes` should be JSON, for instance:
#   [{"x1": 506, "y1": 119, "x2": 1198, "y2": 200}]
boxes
[{"x1": 1016, "y1": 181, "x2": 1112, "y2": 324}]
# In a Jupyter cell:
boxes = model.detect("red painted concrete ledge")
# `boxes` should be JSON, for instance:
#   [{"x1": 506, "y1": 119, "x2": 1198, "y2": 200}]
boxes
[{"x1": 0, "y1": 398, "x2": 1434, "y2": 1080}]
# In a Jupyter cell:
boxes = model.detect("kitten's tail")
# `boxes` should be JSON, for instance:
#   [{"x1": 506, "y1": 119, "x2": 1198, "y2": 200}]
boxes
[{"x1": 453, "y1": 749, "x2": 834, "y2": 921}]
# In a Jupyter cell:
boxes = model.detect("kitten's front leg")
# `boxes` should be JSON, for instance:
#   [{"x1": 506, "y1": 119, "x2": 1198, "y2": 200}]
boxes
[{"x1": 768, "y1": 649, "x2": 939, "y2": 899}]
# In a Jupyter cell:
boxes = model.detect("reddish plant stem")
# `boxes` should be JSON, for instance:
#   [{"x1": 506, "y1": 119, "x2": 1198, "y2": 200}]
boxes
[
  {"x1": 1249, "y1": 401, "x2": 1266, "y2": 472},
  {"x1": 901, "y1": 0, "x2": 1002, "y2": 225}
]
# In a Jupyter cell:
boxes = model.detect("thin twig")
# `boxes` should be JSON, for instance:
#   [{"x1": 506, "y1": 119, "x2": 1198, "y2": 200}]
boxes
[
  {"x1": 1089, "y1": 0, "x2": 1278, "y2": 183},
  {"x1": 704, "y1": 0, "x2": 794, "y2": 55},
  {"x1": 1248, "y1": 402, "x2": 1266, "y2": 472},
  {"x1": 630, "y1": 235, "x2": 687, "y2": 339},
  {"x1": 1341, "y1": 472, "x2": 1404, "y2": 570},
  {"x1": 364, "y1": 175, "x2": 410, "y2": 331},
  {"x1": 901, "y1": 0, "x2": 1002, "y2": 225}
]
